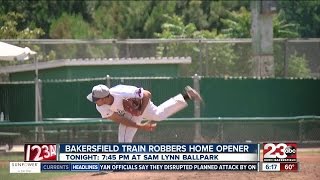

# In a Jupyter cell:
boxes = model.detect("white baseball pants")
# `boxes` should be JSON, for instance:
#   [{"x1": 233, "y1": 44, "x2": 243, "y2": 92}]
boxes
[{"x1": 118, "y1": 94, "x2": 188, "y2": 143}]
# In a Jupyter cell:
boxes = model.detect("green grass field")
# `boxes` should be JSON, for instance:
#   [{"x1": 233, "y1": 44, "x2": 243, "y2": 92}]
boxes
[{"x1": 0, "y1": 154, "x2": 70, "y2": 180}]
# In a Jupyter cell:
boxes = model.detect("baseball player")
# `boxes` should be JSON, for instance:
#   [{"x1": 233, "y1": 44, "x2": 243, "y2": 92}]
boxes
[{"x1": 87, "y1": 84, "x2": 202, "y2": 143}]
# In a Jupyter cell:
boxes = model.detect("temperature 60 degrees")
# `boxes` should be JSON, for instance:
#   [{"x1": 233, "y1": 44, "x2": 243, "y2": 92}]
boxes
[
  {"x1": 285, "y1": 163, "x2": 295, "y2": 170},
  {"x1": 280, "y1": 162, "x2": 298, "y2": 171}
]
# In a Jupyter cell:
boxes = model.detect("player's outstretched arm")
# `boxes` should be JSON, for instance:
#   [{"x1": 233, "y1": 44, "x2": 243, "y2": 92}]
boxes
[
  {"x1": 106, "y1": 112, "x2": 156, "y2": 132},
  {"x1": 140, "y1": 90, "x2": 151, "y2": 115}
]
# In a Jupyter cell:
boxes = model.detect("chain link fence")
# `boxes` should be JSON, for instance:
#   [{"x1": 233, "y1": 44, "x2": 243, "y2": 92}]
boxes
[
  {"x1": 1, "y1": 39, "x2": 319, "y2": 78},
  {"x1": 1, "y1": 39, "x2": 319, "y2": 148}
]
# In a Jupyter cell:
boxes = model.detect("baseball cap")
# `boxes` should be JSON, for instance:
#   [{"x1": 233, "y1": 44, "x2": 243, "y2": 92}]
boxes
[{"x1": 87, "y1": 84, "x2": 110, "y2": 102}]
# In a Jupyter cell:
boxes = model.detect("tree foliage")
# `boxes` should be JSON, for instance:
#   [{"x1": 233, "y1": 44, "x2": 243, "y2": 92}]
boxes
[
  {"x1": 221, "y1": 7, "x2": 251, "y2": 38},
  {"x1": 1, "y1": 0, "x2": 317, "y2": 39},
  {"x1": 277, "y1": 0, "x2": 320, "y2": 38},
  {"x1": 155, "y1": 14, "x2": 240, "y2": 76},
  {"x1": 0, "y1": 12, "x2": 46, "y2": 66},
  {"x1": 0, "y1": 12, "x2": 44, "y2": 39},
  {"x1": 49, "y1": 13, "x2": 93, "y2": 39},
  {"x1": 220, "y1": 7, "x2": 299, "y2": 38},
  {"x1": 0, "y1": 0, "x2": 317, "y2": 77},
  {"x1": 143, "y1": 1, "x2": 176, "y2": 38},
  {"x1": 49, "y1": 13, "x2": 108, "y2": 59},
  {"x1": 287, "y1": 52, "x2": 311, "y2": 77},
  {"x1": 0, "y1": 0, "x2": 91, "y2": 38},
  {"x1": 273, "y1": 10, "x2": 299, "y2": 38}
]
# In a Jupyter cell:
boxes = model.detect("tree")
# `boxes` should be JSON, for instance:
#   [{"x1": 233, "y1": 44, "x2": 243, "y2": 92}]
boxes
[
  {"x1": 219, "y1": 6, "x2": 302, "y2": 77},
  {"x1": 287, "y1": 53, "x2": 311, "y2": 77},
  {"x1": 0, "y1": 0, "x2": 91, "y2": 38},
  {"x1": 91, "y1": 1, "x2": 152, "y2": 39},
  {"x1": 155, "y1": 14, "x2": 197, "y2": 38},
  {"x1": 0, "y1": 12, "x2": 46, "y2": 66},
  {"x1": 50, "y1": 13, "x2": 93, "y2": 39},
  {"x1": 206, "y1": 1, "x2": 250, "y2": 35},
  {"x1": 49, "y1": 13, "x2": 96, "y2": 59},
  {"x1": 143, "y1": 1, "x2": 176, "y2": 38},
  {"x1": 0, "y1": 12, "x2": 44, "y2": 39},
  {"x1": 181, "y1": 0, "x2": 209, "y2": 30},
  {"x1": 155, "y1": 14, "x2": 238, "y2": 76},
  {"x1": 220, "y1": 7, "x2": 251, "y2": 38},
  {"x1": 273, "y1": 10, "x2": 299, "y2": 38},
  {"x1": 220, "y1": 7, "x2": 299, "y2": 38},
  {"x1": 1, "y1": 0, "x2": 319, "y2": 39},
  {"x1": 275, "y1": 51, "x2": 311, "y2": 78},
  {"x1": 277, "y1": 1, "x2": 320, "y2": 38}
]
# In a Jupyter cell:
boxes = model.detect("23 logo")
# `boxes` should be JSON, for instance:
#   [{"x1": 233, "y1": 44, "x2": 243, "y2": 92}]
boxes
[{"x1": 263, "y1": 143, "x2": 296, "y2": 159}]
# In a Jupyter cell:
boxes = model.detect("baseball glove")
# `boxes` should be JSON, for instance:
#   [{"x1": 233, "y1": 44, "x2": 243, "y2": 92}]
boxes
[{"x1": 122, "y1": 98, "x2": 142, "y2": 116}]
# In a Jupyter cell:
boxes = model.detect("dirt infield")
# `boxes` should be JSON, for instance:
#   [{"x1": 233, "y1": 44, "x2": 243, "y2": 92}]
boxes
[{"x1": 53, "y1": 153, "x2": 320, "y2": 180}]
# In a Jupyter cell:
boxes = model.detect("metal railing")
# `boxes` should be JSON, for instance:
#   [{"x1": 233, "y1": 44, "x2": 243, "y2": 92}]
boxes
[{"x1": 1, "y1": 116, "x2": 319, "y2": 145}]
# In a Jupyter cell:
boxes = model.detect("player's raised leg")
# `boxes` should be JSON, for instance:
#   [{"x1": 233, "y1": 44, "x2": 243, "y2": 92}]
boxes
[{"x1": 142, "y1": 86, "x2": 202, "y2": 121}]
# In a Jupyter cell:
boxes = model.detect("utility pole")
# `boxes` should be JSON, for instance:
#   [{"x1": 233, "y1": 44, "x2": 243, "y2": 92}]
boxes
[{"x1": 251, "y1": 0, "x2": 277, "y2": 77}]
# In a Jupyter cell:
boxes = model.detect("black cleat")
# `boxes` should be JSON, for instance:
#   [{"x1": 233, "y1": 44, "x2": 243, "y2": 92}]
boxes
[{"x1": 185, "y1": 86, "x2": 203, "y2": 102}]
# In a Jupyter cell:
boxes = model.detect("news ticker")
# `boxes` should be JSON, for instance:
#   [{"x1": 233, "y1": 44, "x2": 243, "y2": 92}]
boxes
[
  {"x1": 10, "y1": 143, "x2": 298, "y2": 173},
  {"x1": 24, "y1": 143, "x2": 297, "y2": 162},
  {"x1": 9, "y1": 162, "x2": 299, "y2": 173}
]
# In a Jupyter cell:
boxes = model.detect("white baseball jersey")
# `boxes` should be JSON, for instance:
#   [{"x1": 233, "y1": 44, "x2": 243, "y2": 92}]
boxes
[
  {"x1": 95, "y1": 84, "x2": 188, "y2": 143},
  {"x1": 96, "y1": 84, "x2": 144, "y2": 118}
]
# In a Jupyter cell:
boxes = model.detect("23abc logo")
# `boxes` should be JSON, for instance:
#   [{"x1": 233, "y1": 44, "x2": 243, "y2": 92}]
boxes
[{"x1": 263, "y1": 143, "x2": 297, "y2": 159}]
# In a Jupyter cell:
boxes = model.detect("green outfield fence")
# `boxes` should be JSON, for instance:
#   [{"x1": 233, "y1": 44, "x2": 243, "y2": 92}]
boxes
[
  {"x1": 0, "y1": 76, "x2": 319, "y2": 146},
  {"x1": 0, "y1": 116, "x2": 319, "y2": 145},
  {"x1": 0, "y1": 76, "x2": 319, "y2": 122}
]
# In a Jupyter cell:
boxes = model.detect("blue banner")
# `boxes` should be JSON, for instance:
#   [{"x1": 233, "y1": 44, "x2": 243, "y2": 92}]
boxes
[
  {"x1": 99, "y1": 163, "x2": 259, "y2": 171},
  {"x1": 40, "y1": 163, "x2": 259, "y2": 172},
  {"x1": 41, "y1": 163, "x2": 70, "y2": 171},
  {"x1": 70, "y1": 163, "x2": 100, "y2": 172}
]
